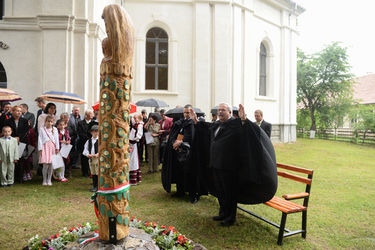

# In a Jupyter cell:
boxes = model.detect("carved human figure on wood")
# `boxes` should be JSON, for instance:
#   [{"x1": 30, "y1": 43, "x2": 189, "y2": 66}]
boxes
[{"x1": 96, "y1": 4, "x2": 134, "y2": 242}]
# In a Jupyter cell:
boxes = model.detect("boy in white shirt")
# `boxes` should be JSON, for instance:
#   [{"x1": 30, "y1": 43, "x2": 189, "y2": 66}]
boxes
[{"x1": 83, "y1": 125, "x2": 99, "y2": 192}]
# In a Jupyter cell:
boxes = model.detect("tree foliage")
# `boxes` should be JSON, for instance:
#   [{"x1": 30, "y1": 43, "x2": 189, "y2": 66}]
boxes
[{"x1": 297, "y1": 42, "x2": 354, "y2": 130}]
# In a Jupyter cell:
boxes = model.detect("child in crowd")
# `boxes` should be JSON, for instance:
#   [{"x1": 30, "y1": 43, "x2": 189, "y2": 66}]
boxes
[
  {"x1": 83, "y1": 125, "x2": 99, "y2": 192},
  {"x1": 55, "y1": 119, "x2": 70, "y2": 182},
  {"x1": 21, "y1": 126, "x2": 37, "y2": 181},
  {"x1": 38, "y1": 115, "x2": 59, "y2": 186},
  {"x1": 0, "y1": 126, "x2": 19, "y2": 187}
]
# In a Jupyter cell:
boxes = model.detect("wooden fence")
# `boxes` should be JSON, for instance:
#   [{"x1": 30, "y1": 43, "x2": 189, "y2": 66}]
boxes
[{"x1": 297, "y1": 128, "x2": 375, "y2": 145}]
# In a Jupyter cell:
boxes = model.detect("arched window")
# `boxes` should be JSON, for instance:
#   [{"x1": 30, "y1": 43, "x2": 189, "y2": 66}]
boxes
[
  {"x1": 259, "y1": 42, "x2": 267, "y2": 96},
  {"x1": 0, "y1": 62, "x2": 7, "y2": 88},
  {"x1": 145, "y1": 27, "x2": 168, "y2": 90},
  {"x1": 0, "y1": 0, "x2": 4, "y2": 20}
]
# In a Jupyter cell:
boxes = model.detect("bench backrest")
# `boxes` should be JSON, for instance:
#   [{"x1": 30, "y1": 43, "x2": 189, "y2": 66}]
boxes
[{"x1": 276, "y1": 163, "x2": 314, "y2": 207}]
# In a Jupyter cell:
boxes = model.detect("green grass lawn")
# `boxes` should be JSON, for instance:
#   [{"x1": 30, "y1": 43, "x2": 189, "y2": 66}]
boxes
[{"x1": 1, "y1": 138, "x2": 375, "y2": 249}]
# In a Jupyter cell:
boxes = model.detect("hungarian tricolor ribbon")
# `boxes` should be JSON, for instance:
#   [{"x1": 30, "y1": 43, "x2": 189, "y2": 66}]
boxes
[
  {"x1": 79, "y1": 231, "x2": 99, "y2": 245},
  {"x1": 90, "y1": 183, "x2": 130, "y2": 219}
]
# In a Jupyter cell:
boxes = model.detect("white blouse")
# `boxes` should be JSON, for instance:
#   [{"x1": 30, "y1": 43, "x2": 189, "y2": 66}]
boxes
[{"x1": 38, "y1": 126, "x2": 60, "y2": 151}]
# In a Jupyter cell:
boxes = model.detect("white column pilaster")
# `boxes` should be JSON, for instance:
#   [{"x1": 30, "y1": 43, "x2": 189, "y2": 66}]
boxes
[
  {"x1": 192, "y1": 2, "x2": 211, "y2": 112},
  {"x1": 212, "y1": 3, "x2": 232, "y2": 105}
]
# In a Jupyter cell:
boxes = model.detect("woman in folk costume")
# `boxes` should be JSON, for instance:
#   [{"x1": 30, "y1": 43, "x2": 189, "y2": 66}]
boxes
[
  {"x1": 38, "y1": 115, "x2": 60, "y2": 186},
  {"x1": 129, "y1": 114, "x2": 144, "y2": 185}
]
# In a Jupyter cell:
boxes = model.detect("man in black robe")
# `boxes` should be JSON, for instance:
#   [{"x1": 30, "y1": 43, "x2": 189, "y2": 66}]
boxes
[
  {"x1": 162, "y1": 104, "x2": 195, "y2": 199},
  {"x1": 190, "y1": 103, "x2": 277, "y2": 227}
]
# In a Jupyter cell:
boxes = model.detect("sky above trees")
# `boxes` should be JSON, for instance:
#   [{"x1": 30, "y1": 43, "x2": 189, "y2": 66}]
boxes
[{"x1": 295, "y1": 0, "x2": 375, "y2": 77}]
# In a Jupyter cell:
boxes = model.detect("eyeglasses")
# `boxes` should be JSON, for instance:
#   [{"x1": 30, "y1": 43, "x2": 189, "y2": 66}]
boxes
[{"x1": 218, "y1": 109, "x2": 228, "y2": 112}]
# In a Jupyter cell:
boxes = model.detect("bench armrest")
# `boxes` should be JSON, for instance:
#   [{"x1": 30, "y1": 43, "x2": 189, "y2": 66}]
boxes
[{"x1": 282, "y1": 192, "x2": 309, "y2": 200}]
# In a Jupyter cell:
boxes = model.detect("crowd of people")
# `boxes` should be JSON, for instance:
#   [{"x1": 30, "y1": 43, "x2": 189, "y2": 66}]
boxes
[
  {"x1": 0, "y1": 98, "x2": 276, "y2": 227},
  {"x1": 0, "y1": 97, "x2": 99, "y2": 189}
]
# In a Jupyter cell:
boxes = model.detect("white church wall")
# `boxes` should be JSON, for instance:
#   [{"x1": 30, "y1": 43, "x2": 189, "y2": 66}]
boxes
[{"x1": 125, "y1": 1, "x2": 193, "y2": 108}]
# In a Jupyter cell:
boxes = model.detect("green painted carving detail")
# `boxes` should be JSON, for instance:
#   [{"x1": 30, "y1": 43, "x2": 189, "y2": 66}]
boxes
[
  {"x1": 110, "y1": 80, "x2": 117, "y2": 91},
  {"x1": 100, "y1": 204, "x2": 106, "y2": 215},
  {"x1": 117, "y1": 88, "x2": 123, "y2": 99}
]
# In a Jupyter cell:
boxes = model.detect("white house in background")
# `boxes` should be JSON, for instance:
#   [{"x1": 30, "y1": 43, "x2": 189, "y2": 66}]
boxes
[{"x1": 0, "y1": 0, "x2": 304, "y2": 142}]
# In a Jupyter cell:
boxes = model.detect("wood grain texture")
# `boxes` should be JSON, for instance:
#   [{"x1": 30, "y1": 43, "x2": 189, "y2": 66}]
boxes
[{"x1": 98, "y1": 4, "x2": 134, "y2": 242}]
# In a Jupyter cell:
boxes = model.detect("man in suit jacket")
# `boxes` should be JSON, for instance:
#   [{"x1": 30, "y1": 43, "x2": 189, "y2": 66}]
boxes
[
  {"x1": 34, "y1": 97, "x2": 46, "y2": 135},
  {"x1": 20, "y1": 103, "x2": 35, "y2": 128},
  {"x1": 77, "y1": 109, "x2": 94, "y2": 177},
  {"x1": 254, "y1": 109, "x2": 272, "y2": 138},
  {"x1": 68, "y1": 106, "x2": 83, "y2": 168}
]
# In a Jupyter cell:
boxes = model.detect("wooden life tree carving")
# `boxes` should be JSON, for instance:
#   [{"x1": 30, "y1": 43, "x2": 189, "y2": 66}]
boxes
[{"x1": 97, "y1": 4, "x2": 134, "y2": 242}]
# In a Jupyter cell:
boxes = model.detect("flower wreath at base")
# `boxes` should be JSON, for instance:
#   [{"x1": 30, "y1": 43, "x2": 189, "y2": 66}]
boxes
[{"x1": 27, "y1": 218, "x2": 194, "y2": 250}]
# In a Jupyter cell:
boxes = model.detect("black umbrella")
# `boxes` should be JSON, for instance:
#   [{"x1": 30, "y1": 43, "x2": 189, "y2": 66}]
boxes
[
  {"x1": 210, "y1": 105, "x2": 238, "y2": 115},
  {"x1": 165, "y1": 107, "x2": 205, "y2": 120},
  {"x1": 135, "y1": 98, "x2": 169, "y2": 108}
]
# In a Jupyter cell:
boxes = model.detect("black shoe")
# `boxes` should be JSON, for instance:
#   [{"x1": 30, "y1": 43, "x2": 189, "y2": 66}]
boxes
[
  {"x1": 219, "y1": 220, "x2": 235, "y2": 227},
  {"x1": 212, "y1": 215, "x2": 225, "y2": 221},
  {"x1": 0, "y1": 185, "x2": 6, "y2": 188},
  {"x1": 190, "y1": 196, "x2": 200, "y2": 204}
]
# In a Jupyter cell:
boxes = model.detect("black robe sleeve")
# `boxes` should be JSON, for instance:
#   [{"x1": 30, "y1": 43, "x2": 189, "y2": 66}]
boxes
[{"x1": 236, "y1": 119, "x2": 277, "y2": 204}]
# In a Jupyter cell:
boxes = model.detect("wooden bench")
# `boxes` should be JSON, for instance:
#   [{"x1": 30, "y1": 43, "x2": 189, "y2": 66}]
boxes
[{"x1": 237, "y1": 163, "x2": 314, "y2": 245}]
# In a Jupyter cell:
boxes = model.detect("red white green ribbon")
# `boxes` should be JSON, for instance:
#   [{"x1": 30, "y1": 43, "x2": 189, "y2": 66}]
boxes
[
  {"x1": 97, "y1": 183, "x2": 130, "y2": 196},
  {"x1": 79, "y1": 231, "x2": 99, "y2": 245}
]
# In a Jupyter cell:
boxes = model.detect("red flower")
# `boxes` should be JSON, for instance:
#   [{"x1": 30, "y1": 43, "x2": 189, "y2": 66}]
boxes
[
  {"x1": 161, "y1": 225, "x2": 166, "y2": 229},
  {"x1": 50, "y1": 235, "x2": 54, "y2": 239},
  {"x1": 153, "y1": 222, "x2": 157, "y2": 228},
  {"x1": 131, "y1": 216, "x2": 135, "y2": 220},
  {"x1": 162, "y1": 230, "x2": 168, "y2": 235},
  {"x1": 55, "y1": 233, "x2": 59, "y2": 238},
  {"x1": 41, "y1": 240, "x2": 46, "y2": 245},
  {"x1": 145, "y1": 221, "x2": 150, "y2": 227},
  {"x1": 137, "y1": 218, "x2": 141, "y2": 222},
  {"x1": 177, "y1": 234, "x2": 187, "y2": 244},
  {"x1": 168, "y1": 225, "x2": 175, "y2": 232}
]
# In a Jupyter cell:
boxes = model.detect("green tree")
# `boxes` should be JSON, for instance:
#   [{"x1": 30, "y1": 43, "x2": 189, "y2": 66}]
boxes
[
  {"x1": 297, "y1": 42, "x2": 353, "y2": 130},
  {"x1": 350, "y1": 104, "x2": 375, "y2": 142}
]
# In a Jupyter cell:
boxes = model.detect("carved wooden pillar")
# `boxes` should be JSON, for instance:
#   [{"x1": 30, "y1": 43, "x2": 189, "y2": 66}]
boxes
[{"x1": 97, "y1": 4, "x2": 134, "y2": 242}]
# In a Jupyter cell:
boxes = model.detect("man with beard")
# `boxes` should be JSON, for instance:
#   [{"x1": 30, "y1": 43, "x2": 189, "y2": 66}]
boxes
[{"x1": 162, "y1": 104, "x2": 195, "y2": 200}]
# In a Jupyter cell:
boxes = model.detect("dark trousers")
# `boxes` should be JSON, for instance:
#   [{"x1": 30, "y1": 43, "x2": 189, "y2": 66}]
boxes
[
  {"x1": 80, "y1": 154, "x2": 90, "y2": 177},
  {"x1": 213, "y1": 168, "x2": 237, "y2": 222},
  {"x1": 175, "y1": 158, "x2": 186, "y2": 194}
]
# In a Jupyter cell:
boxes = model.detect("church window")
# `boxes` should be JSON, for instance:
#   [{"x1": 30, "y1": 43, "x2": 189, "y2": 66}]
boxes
[
  {"x1": 0, "y1": 62, "x2": 7, "y2": 88},
  {"x1": 145, "y1": 27, "x2": 168, "y2": 90},
  {"x1": 259, "y1": 42, "x2": 267, "y2": 96},
  {"x1": 0, "y1": 0, "x2": 4, "y2": 20}
]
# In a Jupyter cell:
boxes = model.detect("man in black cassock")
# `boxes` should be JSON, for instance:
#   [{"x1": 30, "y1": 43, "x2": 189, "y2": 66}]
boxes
[
  {"x1": 190, "y1": 103, "x2": 278, "y2": 227},
  {"x1": 162, "y1": 104, "x2": 195, "y2": 199}
]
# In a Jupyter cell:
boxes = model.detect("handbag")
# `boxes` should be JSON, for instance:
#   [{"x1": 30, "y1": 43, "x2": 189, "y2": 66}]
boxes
[{"x1": 51, "y1": 153, "x2": 65, "y2": 170}]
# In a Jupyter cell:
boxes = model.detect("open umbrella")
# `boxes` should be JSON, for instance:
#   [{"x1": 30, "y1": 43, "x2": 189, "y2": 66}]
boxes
[
  {"x1": 135, "y1": 98, "x2": 169, "y2": 108},
  {"x1": 0, "y1": 88, "x2": 22, "y2": 102},
  {"x1": 40, "y1": 91, "x2": 86, "y2": 104},
  {"x1": 92, "y1": 101, "x2": 137, "y2": 113},
  {"x1": 165, "y1": 107, "x2": 205, "y2": 120}
]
